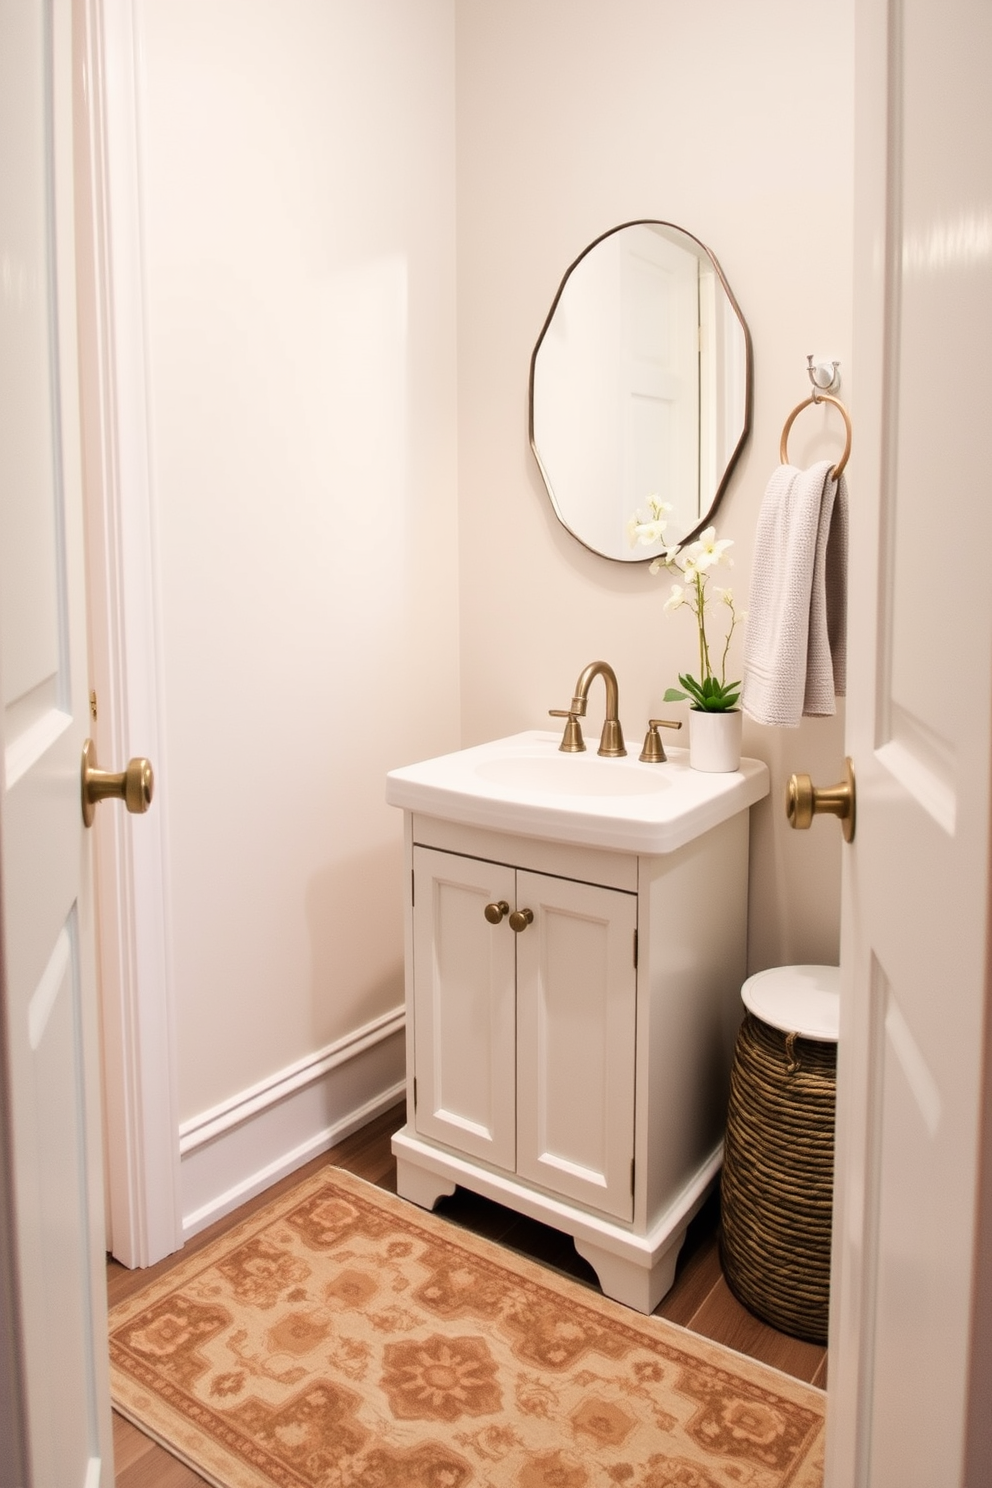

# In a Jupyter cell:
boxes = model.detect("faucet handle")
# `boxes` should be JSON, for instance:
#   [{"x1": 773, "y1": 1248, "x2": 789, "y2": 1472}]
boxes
[
  {"x1": 549, "y1": 709, "x2": 586, "y2": 753},
  {"x1": 639, "y1": 718, "x2": 683, "y2": 763}
]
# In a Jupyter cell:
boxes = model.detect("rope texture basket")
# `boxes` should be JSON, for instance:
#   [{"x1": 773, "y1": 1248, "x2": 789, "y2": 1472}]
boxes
[{"x1": 720, "y1": 1011, "x2": 837, "y2": 1344}]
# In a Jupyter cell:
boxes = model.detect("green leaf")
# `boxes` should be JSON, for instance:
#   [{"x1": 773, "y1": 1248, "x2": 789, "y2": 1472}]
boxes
[
  {"x1": 675, "y1": 673, "x2": 708, "y2": 709},
  {"x1": 663, "y1": 687, "x2": 689, "y2": 703},
  {"x1": 676, "y1": 670, "x2": 741, "y2": 712}
]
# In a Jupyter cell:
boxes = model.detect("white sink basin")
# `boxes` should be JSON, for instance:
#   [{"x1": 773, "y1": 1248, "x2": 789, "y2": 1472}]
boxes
[
  {"x1": 473, "y1": 752, "x2": 673, "y2": 797},
  {"x1": 386, "y1": 730, "x2": 769, "y2": 854}
]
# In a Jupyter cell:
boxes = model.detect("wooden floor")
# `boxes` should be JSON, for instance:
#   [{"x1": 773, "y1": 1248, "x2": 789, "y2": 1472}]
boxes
[{"x1": 106, "y1": 1102, "x2": 828, "y2": 1487}]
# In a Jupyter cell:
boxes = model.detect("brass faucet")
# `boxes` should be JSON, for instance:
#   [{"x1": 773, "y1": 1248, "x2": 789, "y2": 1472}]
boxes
[{"x1": 550, "y1": 660, "x2": 626, "y2": 757}]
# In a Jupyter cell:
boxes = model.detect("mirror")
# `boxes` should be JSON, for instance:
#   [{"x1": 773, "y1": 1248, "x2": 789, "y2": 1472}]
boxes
[{"x1": 529, "y1": 221, "x2": 752, "y2": 563}]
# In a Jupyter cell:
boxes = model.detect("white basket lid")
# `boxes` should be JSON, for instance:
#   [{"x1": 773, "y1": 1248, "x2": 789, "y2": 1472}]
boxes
[{"x1": 741, "y1": 964, "x2": 840, "y2": 1042}]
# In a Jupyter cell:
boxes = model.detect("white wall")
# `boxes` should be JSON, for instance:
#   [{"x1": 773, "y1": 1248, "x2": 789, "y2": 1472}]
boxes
[
  {"x1": 134, "y1": 0, "x2": 460, "y2": 1127},
  {"x1": 455, "y1": 0, "x2": 856, "y2": 972},
  {"x1": 111, "y1": 1, "x2": 856, "y2": 1238}
]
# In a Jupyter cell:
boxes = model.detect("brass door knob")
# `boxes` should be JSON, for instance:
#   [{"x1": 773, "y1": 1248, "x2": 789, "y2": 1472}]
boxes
[
  {"x1": 508, "y1": 908, "x2": 534, "y2": 933},
  {"x1": 81, "y1": 738, "x2": 155, "y2": 828},
  {"x1": 484, "y1": 900, "x2": 509, "y2": 924},
  {"x1": 786, "y1": 756, "x2": 856, "y2": 842}
]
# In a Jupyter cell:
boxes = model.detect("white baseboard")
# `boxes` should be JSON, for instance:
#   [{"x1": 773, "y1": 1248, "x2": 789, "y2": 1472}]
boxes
[{"x1": 178, "y1": 1008, "x2": 406, "y2": 1240}]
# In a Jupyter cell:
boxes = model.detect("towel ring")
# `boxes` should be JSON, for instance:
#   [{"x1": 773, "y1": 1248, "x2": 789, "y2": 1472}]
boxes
[{"x1": 779, "y1": 393, "x2": 852, "y2": 480}]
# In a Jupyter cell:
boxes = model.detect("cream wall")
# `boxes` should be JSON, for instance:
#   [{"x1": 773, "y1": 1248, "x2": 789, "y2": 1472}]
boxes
[
  {"x1": 117, "y1": 1, "x2": 856, "y2": 1214},
  {"x1": 134, "y1": 0, "x2": 460, "y2": 1121},
  {"x1": 455, "y1": 0, "x2": 856, "y2": 972}
]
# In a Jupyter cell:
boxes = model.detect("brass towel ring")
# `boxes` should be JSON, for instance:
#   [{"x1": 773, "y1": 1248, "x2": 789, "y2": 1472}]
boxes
[{"x1": 779, "y1": 393, "x2": 852, "y2": 480}]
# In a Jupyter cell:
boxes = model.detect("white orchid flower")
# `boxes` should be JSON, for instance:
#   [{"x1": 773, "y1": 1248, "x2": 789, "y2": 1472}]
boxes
[
  {"x1": 626, "y1": 504, "x2": 669, "y2": 548},
  {"x1": 687, "y1": 526, "x2": 734, "y2": 571},
  {"x1": 629, "y1": 520, "x2": 666, "y2": 548},
  {"x1": 646, "y1": 495, "x2": 673, "y2": 521},
  {"x1": 653, "y1": 521, "x2": 746, "y2": 705},
  {"x1": 626, "y1": 517, "x2": 655, "y2": 549}
]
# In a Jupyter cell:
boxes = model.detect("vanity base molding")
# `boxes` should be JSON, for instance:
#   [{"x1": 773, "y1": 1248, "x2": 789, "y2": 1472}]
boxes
[{"x1": 393, "y1": 1125, "x2": 722, "y2": 1315}]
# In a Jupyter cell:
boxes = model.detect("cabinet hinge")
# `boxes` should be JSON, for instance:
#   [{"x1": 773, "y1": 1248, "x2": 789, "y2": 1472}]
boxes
[
  {"x1": 411, "y1": 869, "x2": 415, "y2": 907},
  {"x1": 633, "y1": 928, "x2": 638, "y2": 969},
  {"x1": 631, "y1": 1156, "x2": 636, "y2": 1195},
  {"x1": 413, "y1": 1077, "x2": 417, "y2": 1111}
]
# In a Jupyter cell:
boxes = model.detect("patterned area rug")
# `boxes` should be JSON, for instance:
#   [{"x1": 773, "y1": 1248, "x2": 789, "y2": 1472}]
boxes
[{"x1": 108, "y1": 1166, "x2": 825, "y2": 1488}]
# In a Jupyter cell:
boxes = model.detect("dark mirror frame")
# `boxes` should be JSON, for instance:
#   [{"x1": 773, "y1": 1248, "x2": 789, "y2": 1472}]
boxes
[{"x1": 529, "y1": 220, "x2": 753, "y2": 563}]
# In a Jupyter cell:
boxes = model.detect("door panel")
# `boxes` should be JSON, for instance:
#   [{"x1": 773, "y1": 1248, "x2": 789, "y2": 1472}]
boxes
[
  {"x1": 412, "y1": 847, "x2": 516, "y2": 1169},
  {"x1": 829, "y1": 1, "x2": 992, "y2": 1481},
  {"x1": 515, "y1": 871, "x2": 637, "y2": 1221},
  {"x1": 0, "y1": 2, "x2": 113, "y2": 1482},
  {"x1": 0, "y1": 4, "x2": 66, "y2": 740},
  {"x1": 17, "y1": 918, "x2": 103, "y2": 1488}
]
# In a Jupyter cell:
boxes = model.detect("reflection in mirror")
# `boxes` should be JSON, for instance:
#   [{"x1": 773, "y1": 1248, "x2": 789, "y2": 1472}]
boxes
[{"x1": 530, "y1": 221, "x2": 752, "y2": 563}]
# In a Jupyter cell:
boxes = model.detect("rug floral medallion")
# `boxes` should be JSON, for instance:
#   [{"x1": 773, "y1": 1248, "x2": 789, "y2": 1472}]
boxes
[{"x1": 108, "y1": 1167, "x2": 825, "y2": 1488}]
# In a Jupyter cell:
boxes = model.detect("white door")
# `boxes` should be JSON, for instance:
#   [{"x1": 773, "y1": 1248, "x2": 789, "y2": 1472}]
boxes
[
  {"x1": 0, "y1": 2, "x2": 114, "y2": 1482},
  {"x1": 515, "y1": 870, "x2": 637, "y2": 1221},
  {"x1": 412, "y1": 846, "x2": 517, "y2": 1170},
  {"x1": 826, "y1": 2, "x2": 992, "y2": 1483}
]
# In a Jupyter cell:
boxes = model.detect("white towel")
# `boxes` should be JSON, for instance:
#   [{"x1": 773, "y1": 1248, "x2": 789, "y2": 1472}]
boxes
[{"x1": 741, "y1": 460, "x2": 849, "y2": 728}]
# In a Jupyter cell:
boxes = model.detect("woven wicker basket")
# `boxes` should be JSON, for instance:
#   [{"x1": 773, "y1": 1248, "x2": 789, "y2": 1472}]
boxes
[{"x1": 720, "y1": 1010, "x2": 836, "y2": 1344}]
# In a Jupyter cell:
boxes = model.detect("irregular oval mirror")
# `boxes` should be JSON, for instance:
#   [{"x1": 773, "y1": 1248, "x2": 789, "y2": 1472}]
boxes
[{"x1": 530, "y1": 221, "x2": 752, "y2": 562}]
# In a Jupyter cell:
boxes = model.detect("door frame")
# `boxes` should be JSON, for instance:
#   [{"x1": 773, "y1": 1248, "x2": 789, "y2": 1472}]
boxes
[{"x1": 74, "y1": 0, "x2": 181, "y2": 1268}]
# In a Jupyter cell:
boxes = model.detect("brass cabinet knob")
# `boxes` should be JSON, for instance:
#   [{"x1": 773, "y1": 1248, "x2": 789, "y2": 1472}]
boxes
[
  {"x1": 786, "y1": 756, "x2": 856, "y2": 843},
  {"x1": 484, "y1": 900, "x2": 509, "y2": 924},
  {"x1": 81, "y1": 738, "x2": 155, "y2": 828},
  {"x1": 509, "y1": 908, "x2": 534, "y2": 934}
]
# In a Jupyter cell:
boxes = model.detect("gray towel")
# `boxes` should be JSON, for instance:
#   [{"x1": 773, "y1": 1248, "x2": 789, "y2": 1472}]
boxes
[{"x1": 741, "y1": 460, "x2": 848, "y2": 727}]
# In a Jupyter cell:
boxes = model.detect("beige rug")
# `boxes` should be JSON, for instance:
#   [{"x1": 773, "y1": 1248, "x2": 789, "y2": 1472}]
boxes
[{"x1": 108, "y1": 1166, "x2": 825, "y2": 1488}]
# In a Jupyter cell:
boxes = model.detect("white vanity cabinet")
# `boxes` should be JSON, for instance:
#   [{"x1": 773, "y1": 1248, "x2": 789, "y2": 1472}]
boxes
[
  {"x1": 411, "y1": 843, "x2": 638, "y2": 1223},
  {"x1": 392, "y1": 805, "x2": 754, "y2": 1314}
]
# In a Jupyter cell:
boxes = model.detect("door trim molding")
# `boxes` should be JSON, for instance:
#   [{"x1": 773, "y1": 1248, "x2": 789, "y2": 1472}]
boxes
[{"x1": 75, "y1": 0, "x2": 182, "y2": 1267}]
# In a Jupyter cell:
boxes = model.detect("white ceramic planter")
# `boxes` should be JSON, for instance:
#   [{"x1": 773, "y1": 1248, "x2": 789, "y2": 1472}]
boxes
[{"x1": 688, "y1": 709, "x2": 742, "y2": 773}]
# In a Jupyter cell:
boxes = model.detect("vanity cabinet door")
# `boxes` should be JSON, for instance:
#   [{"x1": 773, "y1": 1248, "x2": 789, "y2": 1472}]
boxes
[
  {"x1": 514, "y1": 872, "x2": 638, "y2": 1222},
  {"x1": 411, "y1": 847, "x2": 517, "y2": 1170}
]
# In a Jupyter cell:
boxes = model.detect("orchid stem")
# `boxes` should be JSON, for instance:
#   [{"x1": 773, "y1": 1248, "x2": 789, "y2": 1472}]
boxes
[{"x1": 696, "y1": 573, "x2": 711, "y2": 682}]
